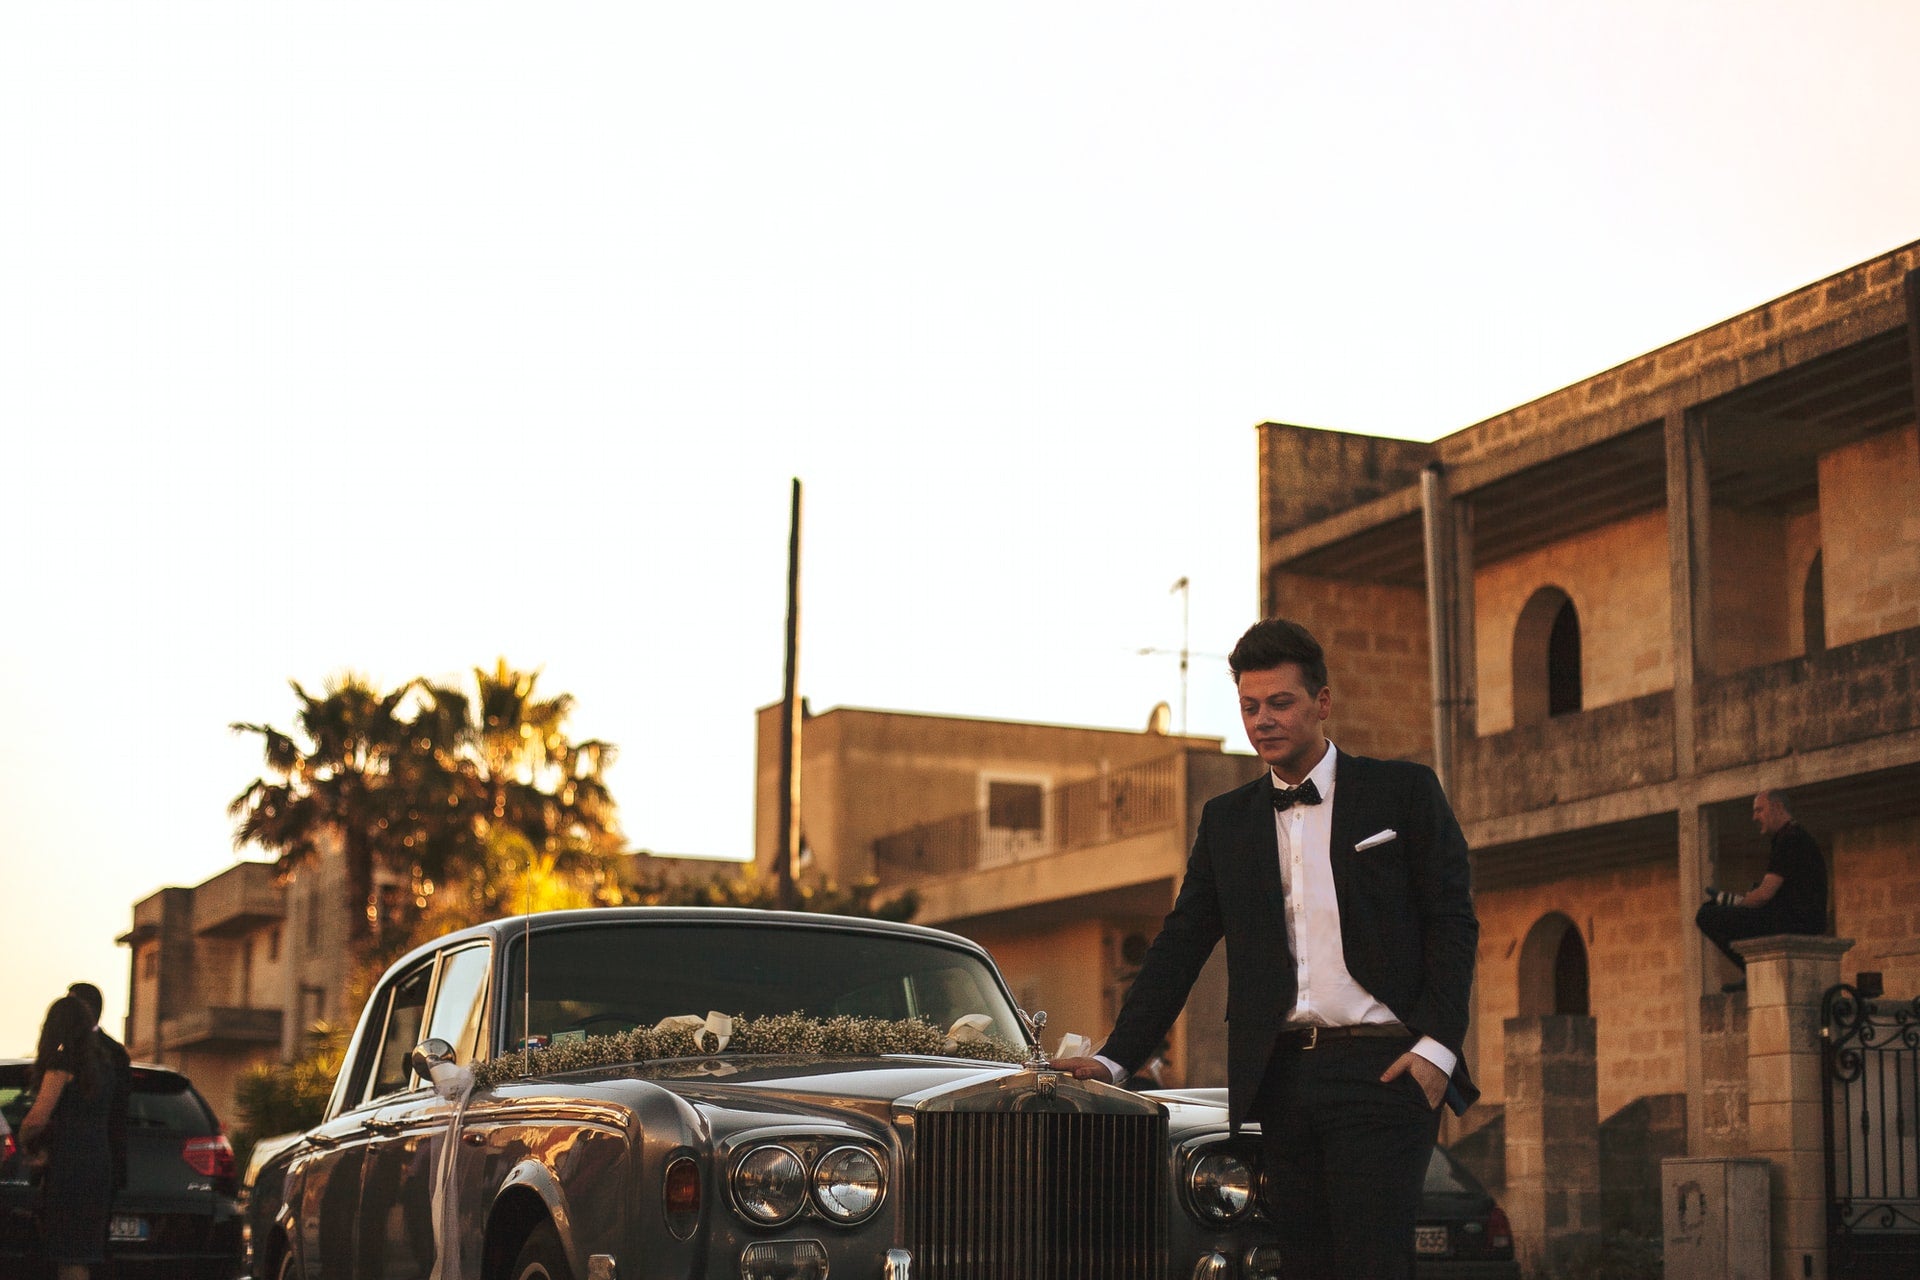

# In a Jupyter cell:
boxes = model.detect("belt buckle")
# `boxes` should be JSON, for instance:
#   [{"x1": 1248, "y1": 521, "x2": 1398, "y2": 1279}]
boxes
[{"x1": 1301, "y1": 1026, "x2": 1318, "y2": 1051}]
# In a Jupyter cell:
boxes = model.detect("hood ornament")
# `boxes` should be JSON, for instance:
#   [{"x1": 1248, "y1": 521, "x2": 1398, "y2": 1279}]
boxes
[{"x1": 1018, "y1": 1008, "x2": 1051, "y2": 1070}]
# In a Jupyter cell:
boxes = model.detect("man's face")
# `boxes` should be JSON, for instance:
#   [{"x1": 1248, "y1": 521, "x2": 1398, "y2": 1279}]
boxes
[
  {"x1": 1752, "y1": 793, "x2": 1788, "y2": 835},
  {"x1": 1237, "y1": 663, "x2": 1331, "y2": 780}
]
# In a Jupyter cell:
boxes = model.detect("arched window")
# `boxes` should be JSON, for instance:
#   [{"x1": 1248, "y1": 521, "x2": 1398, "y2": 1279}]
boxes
[
  {"x1": 1512, "y1": 587, "x2": 1582, "y2": 725},
  {"x1": 1518, "y1": 912, "x2": 1590, "y2": 1017},
  {"x1": 1803, "y1": 552, "x2": 1826, "y2": 656}
]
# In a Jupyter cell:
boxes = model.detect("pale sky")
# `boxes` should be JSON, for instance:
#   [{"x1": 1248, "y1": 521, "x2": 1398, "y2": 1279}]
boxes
[{"x1": 4, "y1": 2, "x2": 1917, "y2": 1057}]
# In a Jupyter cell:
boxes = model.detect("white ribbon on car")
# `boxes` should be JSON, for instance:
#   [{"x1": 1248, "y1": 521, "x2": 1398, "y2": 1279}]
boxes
[
  {"x1": 427, "y1": 1059, "x2": 477, "y2": 1280},
  {"x1": 942, "y1": 1013, "x2": 995, "y2": 1054},
  {"x1": 654, "y1": 1011, "x2": 733, "y2": 1053}
]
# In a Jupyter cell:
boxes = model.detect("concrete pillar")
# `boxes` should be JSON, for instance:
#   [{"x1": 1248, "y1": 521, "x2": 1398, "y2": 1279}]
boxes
[
  {"x1": 1735, "y1": 932, "x2": 1854, "y2": 1280},
  {"x1": 1504, "y1": 1014, "x2": 1602, "y2": 1274},
  {"x1": 1695, "y1": 991, "x2": 1750, "y2": 1157}
]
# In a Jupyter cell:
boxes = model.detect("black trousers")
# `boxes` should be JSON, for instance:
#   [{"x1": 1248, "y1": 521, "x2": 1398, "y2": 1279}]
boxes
[
  {"x1": 1694, "y1": 900, "x2": 1821, "y2": 971},
  {"x1": 1253, "y1": 1036, "x2": 1442, "y2": 1280}
]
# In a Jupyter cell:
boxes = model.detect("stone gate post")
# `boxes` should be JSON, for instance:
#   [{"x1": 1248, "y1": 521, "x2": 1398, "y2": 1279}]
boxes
[
  {"x1": 1504, "y1": 1014, "x2": 1601, "y2": 1273},
  {"x1": 1734, "y1": 933, "x2": 1853, "y2": 1280}
]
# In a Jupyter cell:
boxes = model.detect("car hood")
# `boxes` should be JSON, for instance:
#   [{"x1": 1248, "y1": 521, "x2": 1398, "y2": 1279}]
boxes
[{"x1": 529, "y1": 1054, "x2": 1201, "y2": 1133}]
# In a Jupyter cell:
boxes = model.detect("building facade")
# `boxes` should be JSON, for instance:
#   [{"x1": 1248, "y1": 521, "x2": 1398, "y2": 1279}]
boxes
[{"x1": 1256, "y1": 242, "x2": 1920, "y2": 1171}]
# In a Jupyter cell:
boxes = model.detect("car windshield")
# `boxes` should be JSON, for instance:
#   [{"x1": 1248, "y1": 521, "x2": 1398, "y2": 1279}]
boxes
[{"x1": 501, "y1": 921, "x2": 1028, "y2": 1054}]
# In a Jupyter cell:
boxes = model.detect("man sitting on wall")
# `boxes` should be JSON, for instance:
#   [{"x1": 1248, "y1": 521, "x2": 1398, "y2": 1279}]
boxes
[{"x1": 1695, "y1": 789, "x2": 1829, "y2": 992}]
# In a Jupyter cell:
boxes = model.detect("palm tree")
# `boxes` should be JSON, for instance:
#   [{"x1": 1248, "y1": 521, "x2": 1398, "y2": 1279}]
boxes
[
  {"x1": 231, "y1": 662, "x2": 624, "y2": 957},
  {"x1": 228, "y1": 675, "x2": 433, "y2": 947},
  {"x1": 416, "y1": 660, "x2": 622, "y2": 918}
]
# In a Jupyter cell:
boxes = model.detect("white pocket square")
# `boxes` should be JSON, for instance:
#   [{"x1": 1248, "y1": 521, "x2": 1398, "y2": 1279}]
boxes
[{"x1": 1355, "y1": 829, "x2": 1399, "y2": 851}]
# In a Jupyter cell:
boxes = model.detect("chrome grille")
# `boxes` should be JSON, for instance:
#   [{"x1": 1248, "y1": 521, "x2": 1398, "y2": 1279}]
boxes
[{"x1": 909, "y1": 1110, "x2": 1166, "y2": 1280}]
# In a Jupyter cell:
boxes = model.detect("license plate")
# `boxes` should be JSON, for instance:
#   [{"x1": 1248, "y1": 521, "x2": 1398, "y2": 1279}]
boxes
[
  {"x1": 1414, "y1": 1225, "x2": 1449, "y2": 1255},
  {"x1": 108, "y1": 1215, "x2": 149, "y2": 1243}
]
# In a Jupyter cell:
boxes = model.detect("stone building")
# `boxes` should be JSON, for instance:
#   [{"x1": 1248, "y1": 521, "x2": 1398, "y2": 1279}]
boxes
[
  {"x1": 753, "y1": 702, "x2": 1263, "y2": 1083},
  {"x1": 1259, "y1": 241, "x2": 1920, "y2": 1260},
  {"x1": 119, "y1": 857, "x2": 349, "y2": 1128}
]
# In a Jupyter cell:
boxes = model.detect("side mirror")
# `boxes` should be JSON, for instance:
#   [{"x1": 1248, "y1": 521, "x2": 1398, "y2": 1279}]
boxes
[{"x1": 409, "y1": 1038, "x2": 456, "y2": 1084}]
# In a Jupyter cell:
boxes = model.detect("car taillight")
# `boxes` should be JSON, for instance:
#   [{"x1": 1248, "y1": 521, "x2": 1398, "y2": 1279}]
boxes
[
  {"x1": 1487, "y1": 1204, "x2": 1513, "y2": 1251},
  {"x1": 184, "y1": 1134, "x2": 236, "y2": 1179},
  {"x1": 1, "y1": 1133, "x2": 13, "y2": 1163}
]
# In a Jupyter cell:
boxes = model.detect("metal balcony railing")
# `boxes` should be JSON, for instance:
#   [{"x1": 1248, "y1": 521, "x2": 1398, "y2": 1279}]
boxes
[{"x1": 873, "y1": 755, "x2": 1182, "y2": 884}]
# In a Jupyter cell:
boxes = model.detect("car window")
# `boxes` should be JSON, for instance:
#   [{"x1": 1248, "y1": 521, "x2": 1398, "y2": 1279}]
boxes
[
  {"x1": 0, "y1": 1067, "x2": 29, "y2": 1129},
  {"x1": 1424, "y1": 1146, "x2": 1487, "y2": 1195},
  {"x1": 368, "y1": 963, "x2": 434, "y2": 1100},
  {"x1": 128, "y1": 1078, "x2": 215, "y2": 1135},
  {"x1": 423, "y1": 944, "x2": 490, "y2": 1066}
]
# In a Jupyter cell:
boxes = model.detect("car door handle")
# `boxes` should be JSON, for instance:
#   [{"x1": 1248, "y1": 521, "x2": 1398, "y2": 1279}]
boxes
[{"x1": 363, "y1": 1118, "x2": 405, "y2": 1136}]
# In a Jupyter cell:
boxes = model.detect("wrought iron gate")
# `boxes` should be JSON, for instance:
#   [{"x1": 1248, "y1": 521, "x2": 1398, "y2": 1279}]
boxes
[{"x1": 1822, "y1": 984, "x2": 1920, "y2": 1279}]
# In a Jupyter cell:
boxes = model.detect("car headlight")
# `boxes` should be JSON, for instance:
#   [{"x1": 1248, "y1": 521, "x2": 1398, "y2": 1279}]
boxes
[
  {"x1": 732, "y1": 1145, "x2": 808, "y2": 1225},
  {"x1": 812, "y1": 1144, "x2": 885, "y2": 1223},
  {"x1": 1187, "y1": 1148, "x2": 1254, "y2": 1222}
]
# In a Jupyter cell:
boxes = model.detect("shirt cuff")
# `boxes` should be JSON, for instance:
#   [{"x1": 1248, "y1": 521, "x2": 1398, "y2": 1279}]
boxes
[
  {"x1": 1409, "y1": 1037, "x2": 1456, "y2": 1078},
  {"x1": 1092, "y1": 1054, "x2": 1127, "y2": 1084}
]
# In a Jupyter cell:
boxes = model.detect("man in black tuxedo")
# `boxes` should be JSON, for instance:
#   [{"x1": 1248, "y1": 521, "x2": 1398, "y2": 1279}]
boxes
[{"x1": 1054, "y1": 618, "x2": 1479, "y2": 1278}]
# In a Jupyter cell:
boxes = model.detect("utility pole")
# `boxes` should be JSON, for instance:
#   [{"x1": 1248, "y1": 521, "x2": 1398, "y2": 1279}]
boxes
[
  {"x1": 1171, "y1": 576, "x2": 1190, "y2": 736},
  {"x1": 776, "y1": 478, "x2": 803, "y2": 911}
]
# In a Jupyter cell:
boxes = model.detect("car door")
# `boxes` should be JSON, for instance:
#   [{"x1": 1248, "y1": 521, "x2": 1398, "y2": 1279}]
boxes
[
  {"x1": 287, "y1": 959, "x2": 433, "y2": 1280},
  {"x1": 357, "y1": 943, "x2": 492, "y2": 1280}
]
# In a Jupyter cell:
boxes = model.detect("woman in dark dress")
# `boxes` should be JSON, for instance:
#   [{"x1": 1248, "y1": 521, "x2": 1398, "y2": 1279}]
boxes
[{"x1": 19, "y1": 994, "x2": 112, "y2": 1280}]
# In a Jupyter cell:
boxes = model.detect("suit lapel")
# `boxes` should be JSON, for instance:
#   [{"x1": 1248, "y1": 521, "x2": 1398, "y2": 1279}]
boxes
[
  {"x1": 1329, "y1": 750, "x2": 1370, "y2": 873},
  {"x1": 1237, "y1": 772, "x2": 1284, "y2": 923}
]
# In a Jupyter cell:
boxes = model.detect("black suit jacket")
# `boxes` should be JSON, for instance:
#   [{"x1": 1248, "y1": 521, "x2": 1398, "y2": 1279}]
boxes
[{"x1": 1100, "y1": 750, "x2": 1479, "y2": 1129}]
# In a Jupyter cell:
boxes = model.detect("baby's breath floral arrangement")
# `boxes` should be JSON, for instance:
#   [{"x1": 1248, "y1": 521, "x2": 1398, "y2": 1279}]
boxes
[{"x1": 471, "y1": 1013, "x2": 1025, "y2": 1089}]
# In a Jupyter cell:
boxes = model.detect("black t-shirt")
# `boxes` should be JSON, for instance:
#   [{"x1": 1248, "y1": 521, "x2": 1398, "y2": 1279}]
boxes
[{"x1": 1767, "y1": 822, "x2": 1828, "y2": 931}]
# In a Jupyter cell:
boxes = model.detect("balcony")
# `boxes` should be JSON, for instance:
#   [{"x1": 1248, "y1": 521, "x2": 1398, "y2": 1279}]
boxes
[
  {"x1": 161, "y1": 1006, "x2": 284, "y2": 1052},
  {"x1": 1695, "y1": 626, "x2": 1920, "y2": 775},
  {"x1": 192, "y1": 861, "x2": 284, "y2": 938},
  {"x1": 1453, "y1": 691, "x2": 1677, "y2": 824},
  {"x1": 873, "y1": 754, "x2": 1182, "y2": 884}
]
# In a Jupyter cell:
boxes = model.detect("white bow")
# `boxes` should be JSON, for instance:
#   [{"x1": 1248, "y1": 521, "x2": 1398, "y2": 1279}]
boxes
[
  {"x1": 654, "y1": 1011, "x2": 734, "y2": 1053},
  {"x1": 942, "y1": 1013, "x2": 995, "y2": 1054}
]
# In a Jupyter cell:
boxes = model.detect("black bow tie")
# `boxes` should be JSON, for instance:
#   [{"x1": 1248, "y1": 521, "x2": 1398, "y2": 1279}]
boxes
[{"x1": 1272, "y1": 778, "x2": 1322, "y2": 810}]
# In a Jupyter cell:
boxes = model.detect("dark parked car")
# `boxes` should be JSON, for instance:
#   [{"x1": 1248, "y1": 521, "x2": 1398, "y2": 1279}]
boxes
[
  {"x1": 1415, "y1": 1144, "x2": 1518, "y2": 1278},
  {"x1": 0, "y1": 1058, "x2": 243, "y2": 1279},
  {"x1": 245, "y1": 907, "x2": 1285, "y2": 1280}
]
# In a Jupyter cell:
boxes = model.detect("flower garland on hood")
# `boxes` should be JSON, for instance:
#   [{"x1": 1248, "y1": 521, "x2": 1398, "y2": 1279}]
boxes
[{"x1": 470, "y1": 1011, "x2": 1025, "y2": 1088}]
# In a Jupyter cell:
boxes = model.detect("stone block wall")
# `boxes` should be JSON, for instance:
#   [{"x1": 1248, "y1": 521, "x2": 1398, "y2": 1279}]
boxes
[
  {"x1": 1709, "y1": 504, "x2": 1794, "y2": 674},
  {"x1": 1696, "y1": 992, "x2": 1750, "y2": 1156},
  {"x1": 1257, "y1": 423, "x2": 1434, "y2": 536},
  {"x1": 1693, "y1": 626, "x2": 1920, "y2": 774},
  {"x1": 1832, "y1": 813, "x2": 1920, "y2": 986},
  {"x1": 1473, "y1": 508, "x2": 1673, "y2": 735},
  {"x1": 1451, "y1": 690, "x2": 1674, "y2": 822},
  {"x1": 1471, "y1": 860, "x2": 1685, "y2": 1120},
  {"x1": 1820, "y1": 422, "x2": 1920, "y2": 646},
  {"x1": 1598, "y1": 1092, "x2": 1687, "y2": 1237},
  {"x1": 1263, "y1": 571, "x2": 1433, "y2": 764},
  {"x1": 1504, "y1": 1015, "x2": 1602, "y2": 1274}
]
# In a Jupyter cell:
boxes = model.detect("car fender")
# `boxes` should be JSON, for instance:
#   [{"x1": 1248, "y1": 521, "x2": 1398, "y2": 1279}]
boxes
[{"x1": 488, "y1": 1156, "x2": 576, "y2": 1274}]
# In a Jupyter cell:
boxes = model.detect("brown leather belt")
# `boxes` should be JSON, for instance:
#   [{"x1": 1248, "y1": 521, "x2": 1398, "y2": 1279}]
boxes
[{"x1": 1274, "y1": 1024, "x2": 1412, "y2": 1051}]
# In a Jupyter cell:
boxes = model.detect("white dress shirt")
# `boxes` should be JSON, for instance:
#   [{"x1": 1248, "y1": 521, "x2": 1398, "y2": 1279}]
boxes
[
  {"x1": 1097, "y1": 741, "x2": 1454, "y2": 1084},
  {"x1": 1273, "y1": 743, "x2": 1454, "y2": 1078}
]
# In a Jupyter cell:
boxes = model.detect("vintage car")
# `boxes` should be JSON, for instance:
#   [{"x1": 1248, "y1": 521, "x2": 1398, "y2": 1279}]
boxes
[{"x1": 246, "y1": 907, "x2": 1281, "y2": 1280}]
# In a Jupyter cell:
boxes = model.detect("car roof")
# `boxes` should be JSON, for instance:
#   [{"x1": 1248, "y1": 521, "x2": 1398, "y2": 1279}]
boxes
[
  {"x1": 1, "y1": 1058, "x2": 194, "y2": 1089},
  {"x1": 378, "y1": 905, "x2": 1000, "y2": 976}
]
